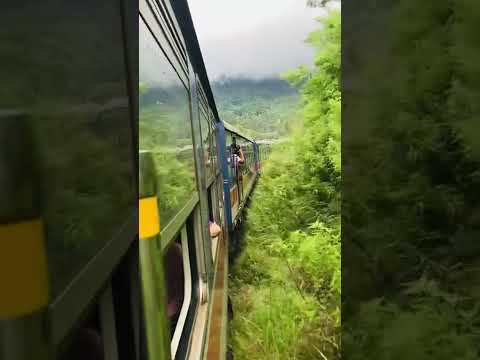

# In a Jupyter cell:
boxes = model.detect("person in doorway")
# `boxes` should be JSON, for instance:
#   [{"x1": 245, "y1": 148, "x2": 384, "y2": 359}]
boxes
[{"x1": 230, "y1": 136, "x2": 245, "y2": 166}]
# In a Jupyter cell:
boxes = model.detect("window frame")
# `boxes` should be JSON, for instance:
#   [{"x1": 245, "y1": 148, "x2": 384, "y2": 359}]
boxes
[
  {"x1": 139, "y1": 8, "x2": 198, "y2": 247},
  {"x1": 169, "y1": 226, "x2": 194, "y2": 358}
]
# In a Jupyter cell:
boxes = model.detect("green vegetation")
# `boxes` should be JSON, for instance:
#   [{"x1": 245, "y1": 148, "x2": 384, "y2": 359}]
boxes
[
  {"x1": 343, "y1": 1, "x2": 480, "y2": 358},
  {"x1": 212, "y1": 78, "x2": 300, "y2": 139},
  {"x1": 230, "y1": 11, "x2": 340, "y2": 359},
  {"x1": 139, "y1": 84, "x2": 197, "y2": 225}
]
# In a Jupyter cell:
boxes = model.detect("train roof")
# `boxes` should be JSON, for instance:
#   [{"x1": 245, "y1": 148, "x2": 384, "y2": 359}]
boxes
[{"x1": 223, "y1": 121, "x2": 256, "y2": 143}]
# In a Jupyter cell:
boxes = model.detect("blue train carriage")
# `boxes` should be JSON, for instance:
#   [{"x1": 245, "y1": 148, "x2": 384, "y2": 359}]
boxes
[
  {"x1": 139, "y1": 0, "x2": 233, "y2": 359},
  {"x1": 220, "y1": 121, "x2": 260, "y2": 231},
  {"x1": 254, "y1": 139, "x2": 274, "y2": 173}
]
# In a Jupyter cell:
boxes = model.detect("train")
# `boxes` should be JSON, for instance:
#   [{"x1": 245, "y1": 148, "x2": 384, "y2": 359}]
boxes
[
  {"x1": 138, "y1": 0, "x2": 272, "y2": 357},
  {"x1": 1, "y1": 0, "x2": 271, "y2": 359}
]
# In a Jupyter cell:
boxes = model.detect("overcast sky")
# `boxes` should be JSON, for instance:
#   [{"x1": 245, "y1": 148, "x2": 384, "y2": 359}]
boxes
[{"x1": 188, "y1": 0, "x2": 339, "y2": 80}]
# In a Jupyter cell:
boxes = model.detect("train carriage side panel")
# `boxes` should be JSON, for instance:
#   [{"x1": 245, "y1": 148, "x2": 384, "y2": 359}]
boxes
[{"x1": 222, "y1": 123, "x2": 260, "y2": 227}]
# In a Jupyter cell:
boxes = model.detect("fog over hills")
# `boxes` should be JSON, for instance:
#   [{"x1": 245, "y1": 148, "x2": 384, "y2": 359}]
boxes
[
  {"x1": 210, "y1": 77, "x2": 300, "y2": 139},
  {"x1": 188, "y1": 0, "x2": 338, "y2": 80},
  {"x1": 187, "y1": 0, "x2": 339, "y2": 138}
]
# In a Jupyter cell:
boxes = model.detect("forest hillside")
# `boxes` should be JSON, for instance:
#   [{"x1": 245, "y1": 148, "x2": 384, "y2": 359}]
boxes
[
  {"x1": 212, "y1": 77, "x2": 300, "y2": 139},
  {"x1": 230, "y1": 11, "x2": 341, "y2": 360}
]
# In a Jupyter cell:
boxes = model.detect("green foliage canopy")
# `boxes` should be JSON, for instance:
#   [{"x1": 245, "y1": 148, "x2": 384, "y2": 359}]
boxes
[{"x1": 231, "y1": 10, "x2": 341, "y2": 359}]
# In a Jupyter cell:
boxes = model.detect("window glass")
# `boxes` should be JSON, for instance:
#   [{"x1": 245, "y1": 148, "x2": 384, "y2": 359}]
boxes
[
  {"x1": 239, "y1": 139, "x2": 249, "y2": 176},
  {"x1": 3, "y1": 0, "x2": 136, "y2": 297},
  {"x1": 211, "y1": 124, "x2": 217, "y2": 172},
  {"x1": 210, "y1": 184, "x2": 220, "y2": 225},
  {"x1": 139, "y1": 17, "x2": 196, "y2": 226},
  {"x1": 199, "y1": 112, "x2": 213, "y2": 178},
  {"x1": 215, "y1": 179, "x2": 224, "y2": 226},
  {"x1": 249, "y1": 143, "x2": 254, "y2": 171},
  {"x1": 225, "y1": 132, "x2": 235, "y2": 185},
  {"x1": 206, "y1": 186, "x2": 214, "y2": 221},
  {"x1": 246, "y1": 146, "x2": 249, "y2": 168}
]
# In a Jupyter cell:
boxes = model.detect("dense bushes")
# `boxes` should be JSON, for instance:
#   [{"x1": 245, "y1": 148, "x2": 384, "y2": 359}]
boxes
[{"x1": 231, "y1": 11, "x2": 341, "y2": 359}]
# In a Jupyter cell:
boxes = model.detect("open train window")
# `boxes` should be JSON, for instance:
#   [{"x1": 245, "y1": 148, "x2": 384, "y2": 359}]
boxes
[
  {"x1": 163, "y1": 220, "x2": 199, "y2": 359},
  {"x1": 225, "y1": 132, "x2": 235, "y2": 185},
  {"x1": 211, "y1": 186, "x2": 221, "y2": 226},
  {"x1": 164, "y1": 238, "x2": 185, "y2": 339},
  {"x1": 210, "y1": 123, "x2": 218, "y2": 172},
  {"x1": 207, "y1": 186, "x2": 214, "y2": 221},
  {"x1": 207, "y1": 184, "x2": 223, "y2": 260},
  {"x1": 217, "y1": 180, "x2": 225, "y2": 226}
]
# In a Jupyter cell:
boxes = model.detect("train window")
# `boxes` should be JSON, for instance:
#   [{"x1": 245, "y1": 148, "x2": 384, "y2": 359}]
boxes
[
  {"x1": 139, "y1": 16, "x2": 196, "y2": 227},
  {"x1": 164, "y1": 239, "x2": 185, "y2": 339},
  {"x1": 207, "y1": 184, "x2": 221, "y2": 260},
  {"x1": 246, "y1": 143, "x2": 250, "y2": 171},
  {"x1": 208, "y1": 184, "x2": 221, "y2": 227},
  {"x1": 164, "y1": 221, "x2": 199, "y2": 359},
  {"x1": 22, "y1": 0, "x2": 136, "y2": 297},
  {"x1": 249, "y1": 143, "x2": 254, "y2": 170},
  {"x1": 240, "y1": 140, "x2": 249, "y2": 175},
  {"x1": 212, "y1": 186, "x2": 220, "y2": 226},
  {"x1": 207, "y1": 187, "x2": 213, "y2": 218},
  {"x1": 216, "y1": 179, "x2": 225, "y2": 227},
  {"x1": 199, "y1": 111, "x2": 213, "y2": 179},
  {"x1": 225, "y1": 132, "x2": 235, "y2": 185},
  {"x1": 140, "y1": 0, "x2": 188, "y2": 85},
  {"x1": 212, "y1": 176, "x2": 224, "y2": 226},
  {"x1": 208, "y1": 126, "x2": 214, "y2": 178},
  {"x1": 210, "y1": 123, "x2": 217, "y2": 173}
]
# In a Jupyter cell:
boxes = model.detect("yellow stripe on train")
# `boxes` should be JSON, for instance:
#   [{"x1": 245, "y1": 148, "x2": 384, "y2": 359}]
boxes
[
  {"x1": 139, "y1": 196, "x2": 160, "y2": 239},
  {"x1": 0, "y1": 219, "x2": 49, "y2": 318}
]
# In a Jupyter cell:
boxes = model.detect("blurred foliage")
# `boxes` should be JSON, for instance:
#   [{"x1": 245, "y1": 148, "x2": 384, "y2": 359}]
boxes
[
  {"x1": 231, "y1": 11, "x2": 340, "y2": 359},
  {"x1": 342, "y1": 0, "x2": 480, "y2": 358}
]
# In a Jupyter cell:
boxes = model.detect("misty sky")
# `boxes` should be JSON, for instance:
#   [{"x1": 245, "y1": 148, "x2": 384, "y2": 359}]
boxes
[{"x1": 188, "y1": 0, "x2": 339, "y2": 80}]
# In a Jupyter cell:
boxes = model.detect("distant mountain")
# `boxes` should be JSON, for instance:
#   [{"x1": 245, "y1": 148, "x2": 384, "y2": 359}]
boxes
[
  {"x1": 212, "y1": 77, "x2": 300, "y2": 139},
  {"x1": 212, "y1": 76, "x2": 297, "y2": 102}
]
